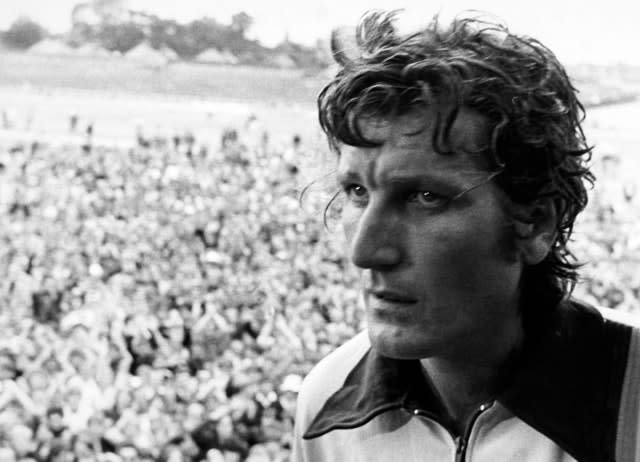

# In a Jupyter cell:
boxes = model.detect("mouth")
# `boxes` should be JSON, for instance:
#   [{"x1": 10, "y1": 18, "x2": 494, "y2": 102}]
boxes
[
  {"x1": 365, "y1": 288, "x2": 417, "y2": 324},
  {"x1": 368, "y1": 289, "x2": 417, "y2": 304}
]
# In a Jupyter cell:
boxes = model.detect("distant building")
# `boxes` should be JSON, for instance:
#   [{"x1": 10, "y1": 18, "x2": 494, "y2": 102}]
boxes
[
  {"x1": 71, "y1": 2, "x2": 101, "y2": 27},
  {"x1": 71, "y1": 0, "x2": 130, "y2": 27}
]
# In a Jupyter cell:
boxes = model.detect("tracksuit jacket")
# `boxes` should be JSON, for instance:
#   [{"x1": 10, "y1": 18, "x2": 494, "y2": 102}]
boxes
[{"x1": 292, "y1": 300, "x2": 640, "y2": 462}]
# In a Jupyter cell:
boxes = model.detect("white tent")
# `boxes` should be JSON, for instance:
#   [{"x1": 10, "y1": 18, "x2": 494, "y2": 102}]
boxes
[
  {"x1": 220, "y1": 49, "x2": 239, "y2": 65},
  {"x1": 160, "y1": 46, "x2": 178, "y2": 61},
  {"x1": 125, "y1": 42, "x2": 168, "y2": 67},
  {"x1": 195, "y1": 48, "x2": 227, "y2": 64},
  {"x1": 28, "y1": 38, "x2": 74, "y2": 56},
  {"x1": 271, "y1": 53, "x2": 297, "y2": 69},
  {"x1": 74, "y1": 42, "x2": 111, "y2": 57}
]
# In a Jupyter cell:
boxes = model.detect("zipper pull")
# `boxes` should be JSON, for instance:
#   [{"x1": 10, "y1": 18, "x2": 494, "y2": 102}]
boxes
[
  {"x1": 455, "y1": 436, "x2": 467, "y2": 462},
  {"x1": 455, "y1": 401, "x2": 493, "y2": 461}
]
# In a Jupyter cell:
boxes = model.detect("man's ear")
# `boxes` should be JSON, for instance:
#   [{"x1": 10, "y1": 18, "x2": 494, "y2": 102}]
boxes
[{"x1": 512, "y1": 198, "x2": 558, "y2": 265}]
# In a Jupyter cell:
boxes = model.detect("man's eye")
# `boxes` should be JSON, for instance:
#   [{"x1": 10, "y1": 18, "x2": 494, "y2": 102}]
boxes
[
  {"x1": 407, "y1": 191, "x2": 447, "y2": 208},
  {"x1": 343, "y1": 184, "x2": 368, "y2": 203}
]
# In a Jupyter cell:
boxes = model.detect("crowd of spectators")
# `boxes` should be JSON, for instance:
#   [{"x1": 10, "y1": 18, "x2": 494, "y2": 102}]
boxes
[
  {"x1": 0, "y1": 115, "x2": 637, "y2": 461},
  {"x1": 572, "y1": 153, "x2": 640, "y2": 313},
  {"x1": 0, "y1": 126, "x2": 361, "y2": 461}
]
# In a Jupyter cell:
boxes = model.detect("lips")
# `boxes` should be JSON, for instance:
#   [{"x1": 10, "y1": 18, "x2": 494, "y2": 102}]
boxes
[
  {"x1": 365, "y1": 288, "x2": 417, "y2": 324},
  {"x1": 368, "y1": 288, "x2": 417, "y2": 304}
]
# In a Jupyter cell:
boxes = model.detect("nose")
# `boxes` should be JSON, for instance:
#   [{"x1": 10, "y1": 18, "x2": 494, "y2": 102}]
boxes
[{"x1": 347, "y1": 203, "x2": 403, "y2": 270}]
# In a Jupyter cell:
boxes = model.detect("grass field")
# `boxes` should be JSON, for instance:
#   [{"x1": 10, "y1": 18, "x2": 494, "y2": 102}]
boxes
[
  {"x1": 0, "y1": 51, "x2": 326, "y2": 106},
  {"x1": 2, "y1": 51, "x2": 640, "y2": 107},
  {"x1": 0, "y1": 51, "x2": 335, "y2": 149}
]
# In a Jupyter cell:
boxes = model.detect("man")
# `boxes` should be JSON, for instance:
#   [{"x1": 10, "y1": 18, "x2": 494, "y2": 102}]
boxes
[{"x1": 292, "y1": 10, "x2": 640, "y2": 462}]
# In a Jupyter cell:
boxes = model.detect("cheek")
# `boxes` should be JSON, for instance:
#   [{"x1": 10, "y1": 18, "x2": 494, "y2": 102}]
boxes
[
  {"x1": 412, "y1": 215, "x2": 517, "y2": 289},
  {"x1": 341, "y1": 205, "x2": 358, "y2": 236},
  {"x1": 341, "y1": 207, "x2": 361, "y2": 253}
]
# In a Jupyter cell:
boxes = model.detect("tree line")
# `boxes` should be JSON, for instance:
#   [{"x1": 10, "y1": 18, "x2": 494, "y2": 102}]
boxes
[{"x1": 1, "y1": 12, "x2": 328, "y2": 68}]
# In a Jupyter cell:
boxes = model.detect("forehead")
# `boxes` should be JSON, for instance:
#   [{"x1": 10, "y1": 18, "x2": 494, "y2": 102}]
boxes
[
  {"x1": 361, "y1": 107, "x2": 488, "y2": 147},
  {"x1": 338, "y1": 107, "x2": 491, "y2": 179}
]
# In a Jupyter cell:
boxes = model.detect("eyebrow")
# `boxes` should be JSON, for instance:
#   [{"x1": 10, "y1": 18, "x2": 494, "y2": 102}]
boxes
[
  {"x1": 335, "y1": 169, "x2": 360, "y2": 184},
  {"x1": 383, "y1": 170, "x2": 469, "y2": 188},
  {"x1": 336, "y1": 168, "x2": 472, "y2": 191}
]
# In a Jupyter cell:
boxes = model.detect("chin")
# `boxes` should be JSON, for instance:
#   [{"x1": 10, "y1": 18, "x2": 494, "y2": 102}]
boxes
[{"x1": 367, "y1": 324, "x2": 435, "y2": 360}]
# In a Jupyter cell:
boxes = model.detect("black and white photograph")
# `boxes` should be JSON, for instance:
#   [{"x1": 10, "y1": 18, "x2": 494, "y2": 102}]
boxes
[{"x1": 1, "y1": 1, "x2": 639, "y2": 461}]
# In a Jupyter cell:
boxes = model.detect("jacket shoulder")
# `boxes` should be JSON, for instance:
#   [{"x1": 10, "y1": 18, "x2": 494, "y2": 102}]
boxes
[
  {"x1": 597, "y1": 304, "x2": 640, "y2": 328},
  {"x1": 294, "y1": 331, "x2": 370, "y2": 433},
  {"x1": 595, "y1": 306, "x2": 640, "y2": 460}
]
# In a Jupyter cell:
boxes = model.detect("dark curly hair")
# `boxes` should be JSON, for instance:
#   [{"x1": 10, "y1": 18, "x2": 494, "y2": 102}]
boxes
[{"x1": 318, "y1": 10, "x2": 594, "y2": 326}]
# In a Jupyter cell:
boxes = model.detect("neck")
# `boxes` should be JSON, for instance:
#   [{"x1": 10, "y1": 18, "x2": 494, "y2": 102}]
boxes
[{"x1": 420, "y1": 314, "x2": 524, "y2": 434}]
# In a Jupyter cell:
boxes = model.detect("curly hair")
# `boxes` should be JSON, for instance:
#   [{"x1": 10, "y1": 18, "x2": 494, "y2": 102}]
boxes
[{"x1": 318, "y1": 10, "x2": 594, "y2": 324}]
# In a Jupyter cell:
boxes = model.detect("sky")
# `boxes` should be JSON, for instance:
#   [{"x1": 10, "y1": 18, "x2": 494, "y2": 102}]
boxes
[{"x1": 0, "y1": 0, "x2": 639, "y2": 65}]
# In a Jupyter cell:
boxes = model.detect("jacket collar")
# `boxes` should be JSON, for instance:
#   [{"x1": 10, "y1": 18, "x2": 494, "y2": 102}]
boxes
[{"x1": 303, "y1": 300, "x2": 631, "y2": 462}]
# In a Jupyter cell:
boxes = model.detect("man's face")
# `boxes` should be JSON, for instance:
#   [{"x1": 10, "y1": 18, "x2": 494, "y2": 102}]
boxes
[
  {"x1": 338, "y1": 108, "x2": 523, "y2": 362},
  {"x1": 47, "y1": 412, "x2": 64, "y2": 431},
  {"x1": 68, "y1": 351, "x2": 86, "y2": 372}
]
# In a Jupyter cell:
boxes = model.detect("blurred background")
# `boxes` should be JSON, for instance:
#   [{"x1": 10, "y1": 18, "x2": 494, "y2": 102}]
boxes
[{"x1": 0, "y1": 1, "x2": 639, "y2": 461}]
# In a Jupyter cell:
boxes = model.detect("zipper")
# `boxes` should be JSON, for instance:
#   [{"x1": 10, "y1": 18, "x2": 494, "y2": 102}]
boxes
[
  {"x1": 455, "y1": 435, "x2": 467, "y2": 462},
  {"x1": 455, "y1": 401, "x2": 494, "y2": 462},
  {"x1": 408, "y1": 400, "x2": 494, "y2": 462}
]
